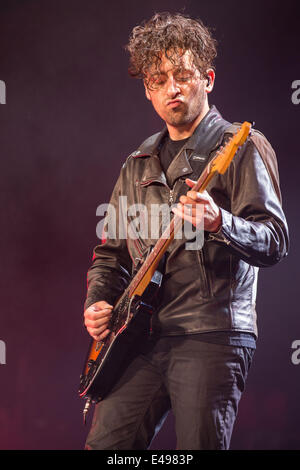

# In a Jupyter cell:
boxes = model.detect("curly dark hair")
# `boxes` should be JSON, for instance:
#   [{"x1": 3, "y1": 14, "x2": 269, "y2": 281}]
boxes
[{"x1": 126, "y1": 12, "x2": 217, "y2": 87}]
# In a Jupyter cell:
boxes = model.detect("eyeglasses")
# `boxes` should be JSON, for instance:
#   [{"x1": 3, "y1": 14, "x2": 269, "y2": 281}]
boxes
[{"x1": 146, "y1": 68, "x2": 196, "y2": 91}]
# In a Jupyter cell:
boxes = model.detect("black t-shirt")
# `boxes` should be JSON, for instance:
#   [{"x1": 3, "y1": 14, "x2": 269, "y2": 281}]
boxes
[
  {"x1": 159, "y1": 134, "x2": 190, "y2": 180},
  {"x1": 158, "y1": 134, "x2": 256, "y2": 350}
]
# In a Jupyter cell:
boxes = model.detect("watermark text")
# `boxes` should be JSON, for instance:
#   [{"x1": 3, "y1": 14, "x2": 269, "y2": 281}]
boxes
[
  {"x1": 0, "y1": 340, "x2": 6, "y2": 365},
  {"x1": 291, "y1": 80, "x2": 300, "y2": 105},
  {"x1": 0, "y1": 80, "x2": 6, "y2": 104},
  {"x1": 96, "y1": 198, "x2": 204, "y2": 250},
  {"x1": 291, "y1": 340, "x2": 300, "y2": 365}
]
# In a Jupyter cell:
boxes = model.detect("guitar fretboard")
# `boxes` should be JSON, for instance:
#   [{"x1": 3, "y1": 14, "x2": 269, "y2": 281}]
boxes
[{"x1": 127, "y1": 161, "x2": 213, "y2": 297}]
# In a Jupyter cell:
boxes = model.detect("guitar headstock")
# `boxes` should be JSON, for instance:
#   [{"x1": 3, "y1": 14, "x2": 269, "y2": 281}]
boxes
[{"x1": 210, "y1": 121, "x2": 252, "y2": 175}]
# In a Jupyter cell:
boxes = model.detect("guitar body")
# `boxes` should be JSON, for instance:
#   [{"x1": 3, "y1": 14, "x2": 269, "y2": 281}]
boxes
[
  {"x1": 79, "y1": 299, "x2": 152, "y2": 401},
  {"x1": 78, "y1": 260, "x2": 164, "y2": 412}
]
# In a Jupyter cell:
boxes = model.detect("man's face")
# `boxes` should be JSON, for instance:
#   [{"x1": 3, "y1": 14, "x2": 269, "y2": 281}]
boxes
[{"x1": 144, "y1": 50, "x2": 214, "y2": 133}]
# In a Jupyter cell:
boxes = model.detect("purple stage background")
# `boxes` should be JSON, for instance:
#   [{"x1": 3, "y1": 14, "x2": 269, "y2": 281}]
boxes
[{"x1": 0, "y1": 0, "x2": 299, "y2": 450}]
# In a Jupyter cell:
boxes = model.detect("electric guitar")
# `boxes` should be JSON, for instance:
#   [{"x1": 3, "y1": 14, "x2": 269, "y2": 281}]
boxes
[{"x1": 78, "y1": 121, "x2": 252, "y2": 422}]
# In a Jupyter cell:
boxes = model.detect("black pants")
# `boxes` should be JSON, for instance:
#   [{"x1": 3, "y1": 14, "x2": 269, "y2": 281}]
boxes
[{"x1": 85, "y1": 335, "x2": 254, "y2": 450}]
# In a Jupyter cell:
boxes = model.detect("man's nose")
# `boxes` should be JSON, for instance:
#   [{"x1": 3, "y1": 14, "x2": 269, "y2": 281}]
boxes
[{"x1": 166, "y1": 76, "x2": 180, "y2": 97}]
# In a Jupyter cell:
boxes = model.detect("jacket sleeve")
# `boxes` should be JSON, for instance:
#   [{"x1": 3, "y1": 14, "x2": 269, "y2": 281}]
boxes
[
  {"x1": 84, "y1": 165, "x2": 133, "y2": 311},
  {"x1": 207, "y1": 131, "x2": 289, "y2": 267}
]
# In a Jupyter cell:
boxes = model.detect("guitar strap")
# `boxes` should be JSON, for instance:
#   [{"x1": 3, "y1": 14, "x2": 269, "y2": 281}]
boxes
[{"x1": 186, "y1": 122, "x2": 243, "y2": 181}]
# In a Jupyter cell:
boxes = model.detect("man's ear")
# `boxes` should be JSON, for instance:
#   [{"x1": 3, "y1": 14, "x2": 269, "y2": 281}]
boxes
[
  {"x1": 205, "y1": 69, "x2": 215, "y2": 93},
  {"x1": 143, "y1": 81, "x2": 151, "y2": 101}
]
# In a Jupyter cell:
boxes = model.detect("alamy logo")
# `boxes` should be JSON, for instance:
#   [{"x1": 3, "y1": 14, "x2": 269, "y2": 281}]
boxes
[
  {"x1": 0, "y1": 340, "x2": 6, "y2": 365},
  {"x1": 96, "y1": 198, "x2": 204, "y2": 250},
  {"x1": 291, "y1": 340, "x2": 300, "y2": 365},
  {"x1": 0, "y1": 80, "x2": 6, "y2": 104},
  {"x1": 291, "y1": 80, "x2": 300, "y2": 105}
]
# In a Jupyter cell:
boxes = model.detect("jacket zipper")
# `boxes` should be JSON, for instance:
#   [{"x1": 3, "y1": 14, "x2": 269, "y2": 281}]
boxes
[
  {"x1": 209, "y1": 232, "x2": 252, "y2": 259},
  {"x1": 169, "y1": 180, "x2": 180, "y2": 206},
  {"x1": 197, "y1": 249, "x2": 212, "y2": 298},
  {"x1": 208, "y1": 232, "x2": 231, "y2": 245}
]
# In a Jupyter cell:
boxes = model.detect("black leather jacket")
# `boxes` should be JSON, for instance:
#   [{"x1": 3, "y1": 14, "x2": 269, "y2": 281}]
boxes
[{"x1": 84, "y1": 106, "x2": 289, "y2": 338}]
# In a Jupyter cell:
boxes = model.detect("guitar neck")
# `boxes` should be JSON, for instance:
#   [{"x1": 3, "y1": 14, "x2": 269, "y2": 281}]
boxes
[{"x1": 127, "y1": 163, "x2": 213, "y2": 298}]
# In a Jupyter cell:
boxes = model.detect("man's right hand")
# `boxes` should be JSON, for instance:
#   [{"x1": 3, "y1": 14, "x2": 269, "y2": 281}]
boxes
[{"x1": 84, "y1": 301, "x2": 113, "y2": 341}]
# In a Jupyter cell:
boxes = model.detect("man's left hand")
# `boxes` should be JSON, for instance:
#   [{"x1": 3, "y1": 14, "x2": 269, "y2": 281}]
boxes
[{"x1": 171, "y1": 178, "x2": 222, "y2": 233}]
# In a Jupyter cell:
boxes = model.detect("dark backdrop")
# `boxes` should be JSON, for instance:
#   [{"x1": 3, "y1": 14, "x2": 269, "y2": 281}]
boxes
[{"x1": 0, "y1": 0, "x2": 299, "y2": 450}]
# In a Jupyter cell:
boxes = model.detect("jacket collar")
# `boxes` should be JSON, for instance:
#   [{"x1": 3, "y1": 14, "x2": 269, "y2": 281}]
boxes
[{"x1": 135, "y1": 105, "x2": 231, "y2": 187}]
